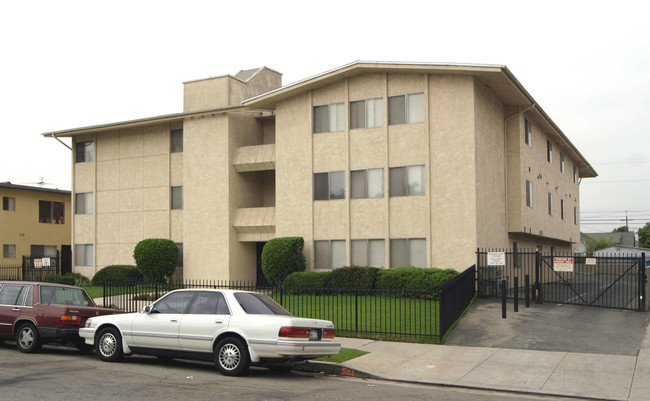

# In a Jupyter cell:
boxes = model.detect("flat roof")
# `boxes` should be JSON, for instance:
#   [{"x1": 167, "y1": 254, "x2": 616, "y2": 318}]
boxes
[{"x1": 0, "y1": 182, "x2": 70, "y2": 195}]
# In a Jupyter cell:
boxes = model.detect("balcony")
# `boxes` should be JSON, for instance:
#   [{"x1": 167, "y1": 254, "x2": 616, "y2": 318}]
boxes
[
  {"x1": 233, "y1": 207, "x2": 275, "y2": 242},
  {"x1": 233, "y1": 144, "x2": 275, "y2": 172}
]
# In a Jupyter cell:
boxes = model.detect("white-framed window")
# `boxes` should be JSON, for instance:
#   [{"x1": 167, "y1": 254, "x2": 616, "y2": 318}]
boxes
[
  {"x1": 175, "y1": 243, "x2": 183, "y2": 267},
  {"x1": 388, "y1": 92, "x2": 424, "y2": 125},
  {"x1": 389, "y1": 165, "x2": 425, "y2": 197},
  {"x1": 75, "y1": 192, "x2": 93, "y2": 214},
  {"x1": 314, "y1": 171, "x2": 345, "y2": 200},
  {"x1": 560, "y1": 152, "x2": 565, "y2": 173},
  {"x1": 39, "y1": 200, "x2": 65, "y2": 224},
  {"x1": 313, "y1": 103, "x2": 344, "y2": 133},
  {"x1": 561, "y1": 199, "x2": 566, "y2": 220},
  {"x1": 314, "y1": 240, "x2": 346, "y2": 269},
  {"x1": 75, "y1": 140, "x2": 94, "y2": 163},
  {"x1": 3, "y1": 244, "x2": 16, "y2": 259},
  {"x1": 171, "y1": 129, "x2": 183, "y2": 153},
  {"x1": 2, "y1": 196, "x2": 15, "y2": 211},
  {"x1": 350, "y1": 97, "x2": 383, "y2": 129},
  {"x1": 526, "y1": 180, "x2": 534, "y2": 208},
  {"x1": 171, "y1": 186, "x2": 183, "y2": 209},
  {"x1": 547, "y1": 140, "x2": 553, "y2": 163},
  {"x1": 573, "y1": 165, "x2": 578, "y2": 183},
  {"x1": 351, "y1": 168, "x2": 384, "y2": 199},
  {"x1": 548, "y1": 192, "x2": 554, "y2": 216},
  {"x1": 75, "y1": 244, "x2": 93, "y2": 266},
  {"x1": 390, "y1": 238, "x2": 426, "y2": 268},
  {"x1": 574, "y1": 206, "x2": 578, "y2": 225},
  {"x1": 524, "y1": 118, "x2": 532, "y2": 147},
  {"x1": 351, "y1": 239, "x2": 385, "y2": 267},
  {"x1": 31, "y1": 245, "x2": 57, "y2": 257}
]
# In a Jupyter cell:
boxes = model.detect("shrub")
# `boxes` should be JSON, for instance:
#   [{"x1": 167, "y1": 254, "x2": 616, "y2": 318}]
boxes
[
  {"x1": 261, "y1": 237, "x2": 306, "y2": 285},
  {"x1": 329, "y1": 266, "x2": 379, "y2": 292},
  {"x1": 376, "y1": 266, "x2": 459, "y2": 298},
  {"x1": 133, "y1": 238, "x2": 178, "y2": 281},
  {"x1": 61, "y1": 272, "x2": 91, "y2": 287},
  {"x1": 43, "y1": 274, "x2": 75, "y2": 285},
  {"x1": 283, "y1": 271, "x2": 331, "y2": 294},
  {"x1": 91, "y1": 265, "x2": 144, "y2": 285}
]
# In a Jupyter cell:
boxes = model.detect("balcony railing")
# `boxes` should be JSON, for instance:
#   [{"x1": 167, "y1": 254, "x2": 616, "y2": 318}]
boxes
[
  {"x1": 233, "y1": 144, "x2": 275, "y2": 172},
  {"x1": 233, "y1": 207, "x2": 275, "y2": 241}
]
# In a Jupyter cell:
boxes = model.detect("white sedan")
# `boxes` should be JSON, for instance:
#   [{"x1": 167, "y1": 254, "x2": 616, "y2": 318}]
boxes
[{"x1": 79, "y1": 289, "x2": 340, "y2": 376}]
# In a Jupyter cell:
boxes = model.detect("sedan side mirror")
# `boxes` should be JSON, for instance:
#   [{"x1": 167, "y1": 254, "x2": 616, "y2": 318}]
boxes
[{"x1": 143, "y1": 305, "x2": 151, "y2": 313}]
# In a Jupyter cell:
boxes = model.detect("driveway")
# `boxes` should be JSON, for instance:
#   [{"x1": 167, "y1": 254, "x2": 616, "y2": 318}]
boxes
[{"x1": 444, "y1": 298, "x2": 650, "y2": 356}]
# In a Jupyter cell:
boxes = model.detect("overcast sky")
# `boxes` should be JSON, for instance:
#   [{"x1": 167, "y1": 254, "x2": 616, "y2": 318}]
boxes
[{"x1": 1, "y1": 0, "x2": 648, "y2": 233}]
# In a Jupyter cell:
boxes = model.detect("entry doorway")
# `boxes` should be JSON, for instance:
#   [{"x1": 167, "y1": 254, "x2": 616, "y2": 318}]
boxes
[{"x1": 256, "y1": 242, "x2": 269, "y2": 286}]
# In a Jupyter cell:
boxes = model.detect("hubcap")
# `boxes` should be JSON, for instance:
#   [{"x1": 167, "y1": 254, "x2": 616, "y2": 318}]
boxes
[
  {"x1": 219, "y1": 344, "x2": 240, "y2": 370},
  {"x1": 99, "y1": 333, "x2": 117, "y2": 357},
  {"x1": 19, "y1": 327, "x2": 34, "y2": 348}
]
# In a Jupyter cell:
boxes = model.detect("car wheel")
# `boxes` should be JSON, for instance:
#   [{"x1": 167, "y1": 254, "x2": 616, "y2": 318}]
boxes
[
  {"x1": 214, "y1": 337, "x2": 249, "y2": 376},
  {"x1": 15, "y1": 323, "x2": 42, "y2": 353},
  {"x1": 96, "y1": 327, "x2": 123, "y2": 362}
]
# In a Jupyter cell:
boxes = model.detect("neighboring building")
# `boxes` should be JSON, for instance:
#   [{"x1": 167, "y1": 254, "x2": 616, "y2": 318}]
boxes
[
  {"x1": 0, "y1": 182, "x2": 71, "y2": 267},
  {"x1": 43, "y1": 61, "x2": 597, "y2": 281},
  {"x1": 577, "y1": 231, "x2": 637, "y2": 255}
]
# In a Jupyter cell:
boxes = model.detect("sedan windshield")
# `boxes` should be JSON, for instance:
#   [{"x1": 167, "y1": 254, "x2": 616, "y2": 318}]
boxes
[
  {"x1": 234, "y1": 292, "x2": 292, "y2": 316},
  {"x1": 40, "y1": 286, "x2": 94, "y2": 306}
]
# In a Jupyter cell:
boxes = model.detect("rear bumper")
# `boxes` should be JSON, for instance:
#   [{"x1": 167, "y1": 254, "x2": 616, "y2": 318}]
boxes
[
  {"x1": 275, "y1": 340, "x2": 341, "y2": 357},
  {"x1": 38, "y1": 326, "x2": 80, "y2": 339}
]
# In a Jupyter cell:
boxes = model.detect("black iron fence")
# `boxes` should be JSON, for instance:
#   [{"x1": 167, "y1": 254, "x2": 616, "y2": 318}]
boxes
[
  {"x1": 477, "y1": 249, "x2": 647, "y2": 311},
  {"x1": 0, "y1": 265, "x2": 21, "y2": 280},
  {"x1": 102, "y1": 266, "x2": 476, "y2": 344}
]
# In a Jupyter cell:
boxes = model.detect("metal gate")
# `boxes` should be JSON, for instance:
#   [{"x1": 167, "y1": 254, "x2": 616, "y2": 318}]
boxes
[{"x1": 477, "y1": 249, "x2": 646, "y2": 312}]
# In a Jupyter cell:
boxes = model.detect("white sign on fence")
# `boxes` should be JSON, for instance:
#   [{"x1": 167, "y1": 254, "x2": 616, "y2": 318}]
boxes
[
  {"x1": 553, "y1": 257, "x2": 574, "y2": 272},
  {"x1": 487, "y1": 252, "x2": 506, "y2": 266},
  {"x1": 586, "y1": 258, "x2": 597, "y2": 265}
]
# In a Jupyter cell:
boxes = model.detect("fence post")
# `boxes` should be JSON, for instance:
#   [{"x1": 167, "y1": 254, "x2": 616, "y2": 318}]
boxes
[
  {"x1": 525, "y1": 274, "x2": 530, "y2": 308},
  {"x1": 641, "y1": 253, "x2": 647, "y2": 312},
  {"x1": 103, "y1": 282, "x2": 107, "y2": 308},
  {"x1": 514, "y1": 276, "x2": 519, "y2": 312},
  {"x1": 535, "y1": 251, "x2": 542, "y2": 304},
  {"x1": 501, "y1": 280, "x2": 507, "y2": 319}
]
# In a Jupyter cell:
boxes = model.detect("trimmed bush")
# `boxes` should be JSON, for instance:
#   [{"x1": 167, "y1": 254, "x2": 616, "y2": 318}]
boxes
[
  {"x1": 133, "y1": 238, "x2": 178, "y2": 281},
  {"x1": 283, "y1": 271, "x2": 331, "y2": 294},
  {"x1": 329, "y1": 266, "x2": 379, "y2": 292},
  {"x1": 91, "y1": 265, "x2": 144, "y2": 285},
  {"x1": 261, "y1": 237, "x2": 306, "y2": 285},
  {"x1": 376, "y1": 266, "x2": 459, "y2": 297}
]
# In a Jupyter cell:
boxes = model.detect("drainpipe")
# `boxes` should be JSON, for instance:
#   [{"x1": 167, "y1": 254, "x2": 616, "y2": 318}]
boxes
[{"x1": 503, "y1": 103, "x2": 536, "y2": 244}]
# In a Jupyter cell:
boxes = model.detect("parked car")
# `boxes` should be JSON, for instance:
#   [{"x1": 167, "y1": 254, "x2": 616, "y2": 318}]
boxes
[
  {"x1": 79, "y1": 289, "x2": 341, "y2": 376},
  {"x1": 0, "y1": 281, "x2": 120, "y2": 353}
]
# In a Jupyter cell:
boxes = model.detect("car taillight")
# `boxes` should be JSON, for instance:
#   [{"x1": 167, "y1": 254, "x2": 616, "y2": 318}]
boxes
[
  {"x1": 323, "y1": 328, "x2": 335, "y2": 338},
  {"x1": 60, "y1": 315, "x2": 82, "y2": 326},
  {"x1": 278, "y1": 327, "x2": 311, "y2": 338}
]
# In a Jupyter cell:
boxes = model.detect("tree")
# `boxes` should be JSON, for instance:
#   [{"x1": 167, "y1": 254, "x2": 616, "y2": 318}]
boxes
[
  {"x1": 133, "y1": 238, "x2": 178, "y2": 281},
  {"x1": 613, "y1": 226, "x2": 629, "y2": 233},
  {"x1": 585, "y1": 234, "x2": 617, "y2": 255},
  {"x1": 261, "y1": 237, "x2": 306, "y2": 285},
  {"x1": 639, "y1": 222, "x2": 650, "y2": 249}
]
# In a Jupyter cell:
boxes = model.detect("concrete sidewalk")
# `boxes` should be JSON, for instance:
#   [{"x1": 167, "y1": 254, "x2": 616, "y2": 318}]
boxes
[{"x1": 321, "y1": 336, "x2": 650, "y2": 401}]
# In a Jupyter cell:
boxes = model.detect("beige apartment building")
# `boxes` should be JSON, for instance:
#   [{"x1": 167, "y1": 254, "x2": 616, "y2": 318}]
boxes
[
  {"x1": 44, "y1": 61, "x2": 596, "y2": 281},
  {"x1": 1, "y1": 182, "x2": 71, "y2": 270}
]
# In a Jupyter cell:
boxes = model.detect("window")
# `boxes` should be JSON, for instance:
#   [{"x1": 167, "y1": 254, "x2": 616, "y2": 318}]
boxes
[
  {"x1": 388, "y1": 93, "x2": 424, "y2": 125},
  {"x1": 573, "y1": 165, "x2": 578, "y2": 183},
  {"x1": 560, "y1": 152, "x2": 565, "y2": 173},
  {"x1": 75, "y1": 141, "x2": 94, "y2": 163},
  {"x1": 390, "y1": 165, "x2": 425, "y2": 196},
  {"x1": 188, "y1": 292, "x2": 229, "y2": 315},
  {"x1": 574, "y1": 206, "x2": 578, "y2": 225},
  {"x1": 526, "y1": 180, "x2": 534, "y2": 208},
  {"x1": 548, "y1": 192, "x2": 554, "y2": 216},
  {"x1": 3, "y1": 196, "x2": 15, "y2": 211},
  {"x1": 175, "y1": 243, "x2": 183, "y2": 267},
  {"x1": 561, "y1": 199, "x2": 566, "y2": 220},
  {"x1": 350, "y1": 97, "x2": 383, "y2": 129},
  {"x1": 151, "y1": 291, "x2": 195, "y2": 314},
  {"x1": 75, "y1": 244, "x2": 93, "y2": 266},
  {"x1": 313, "y1": 103, "x2": 344, "y2": 133},
  {"x1": 351, "y1": 239, "x2": 385, "y2": 267},
  {"x1": 351, "y1": 168, "x2": 383, "y2": 199},
  {"x1": 524, "y1": 118, "x2": 532, "y2": 147},
  {"x1": 314, "y1": 171, "x2": 345, "y2": 200},
  {"x1": 314, "y1": 240, "x2": 346, "y2": 269},
  {"x1": 171, "y1": 129, "x2": 183, "y2": 153},
  {"x1": 31, "y1": 245, "x2": 57, "y2": 257},
  {"x1": 234, "y1": 292, "x2": 291, "y2": 316},
  {"x1": 547, "y1": 140, "x2": 553, "y2": 163},
  {"x1": 40, "y1": 286, "x2": 92, "y2": 306},
  {"x1": 39, "y1": 200, "x2": 65, "y2": 224},
  {"x1": 171, "y1": 186, "x2": 183, "y2": 209},
  {"x1": 75, "y1": 192, "x2": 93, "y2": 214},
  {"x1": 3, "y1": 244, "x2": 16, "y2": 259},
  {"x1": 390, "y1": 238, "x2": 426, "y2": 268},
  {"x1": 0, "y1": 284, "x2": 29, "y2": 306}
]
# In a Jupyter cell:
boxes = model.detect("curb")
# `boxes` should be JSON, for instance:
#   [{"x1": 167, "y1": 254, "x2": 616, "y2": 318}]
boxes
[{"x1": 293, "y1": 361, "x2": 379, "y2": 380}]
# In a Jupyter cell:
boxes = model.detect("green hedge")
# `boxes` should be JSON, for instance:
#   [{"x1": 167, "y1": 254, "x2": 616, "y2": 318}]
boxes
[
  {"x1": 283, "y1": 271, "x2": 331, "y2": 294},
  {"x1": 133, "y1": 238, "x2": 178, "y2": 281},
  {"x1": 376, "y1": 266, "x2": 458, "y2": 296},
  {"x1": 261, "y1": 237, "x2": 306, "y2": 284},
  {"x1": 328, "y1": 266, "x2": 379, "y2": 292},
  {"x1": 91, "y1": 265, "x2": 144, "y2": 285}
]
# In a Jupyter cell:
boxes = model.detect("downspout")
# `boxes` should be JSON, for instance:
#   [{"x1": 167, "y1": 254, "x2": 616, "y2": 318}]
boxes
[{"x1": 503, "y1": 103, "x2": 535, "y2": 244}]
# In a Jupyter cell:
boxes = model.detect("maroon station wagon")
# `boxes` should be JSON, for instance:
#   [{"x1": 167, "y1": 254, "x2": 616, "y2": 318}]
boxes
[{"x1": 0, "y1": 281, "x2": 120, "y2": 353}]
